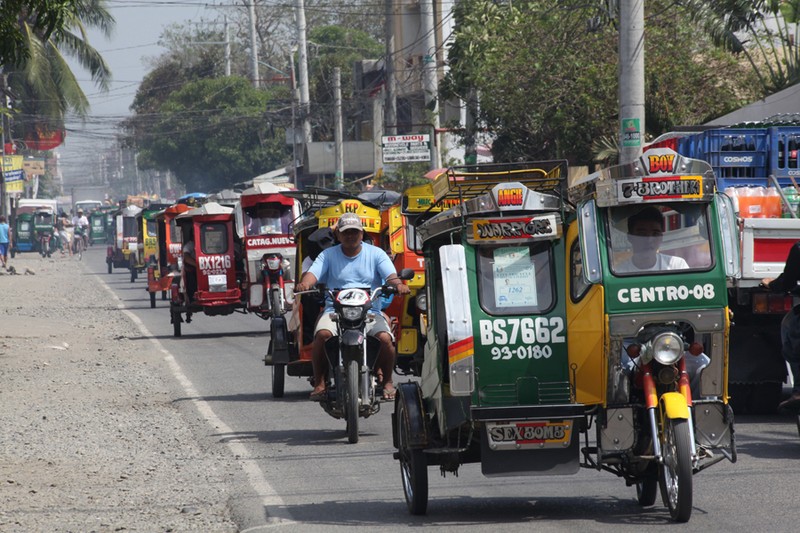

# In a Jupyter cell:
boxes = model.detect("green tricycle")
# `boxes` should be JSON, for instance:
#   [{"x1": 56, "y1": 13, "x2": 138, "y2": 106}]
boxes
[{"x1": 393, "y1": 150, "x2": 738, "y2": 522}]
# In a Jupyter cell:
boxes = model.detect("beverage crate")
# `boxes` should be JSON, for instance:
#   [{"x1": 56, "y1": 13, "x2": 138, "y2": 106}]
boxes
[{"x1": 769, "y1": 127, "x2": 800, "y2": 183}]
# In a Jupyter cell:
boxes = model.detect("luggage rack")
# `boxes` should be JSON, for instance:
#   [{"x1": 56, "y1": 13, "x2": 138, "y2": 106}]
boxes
[{"x1": 430, "y1": 160, "x2": 568, "y2": 205}]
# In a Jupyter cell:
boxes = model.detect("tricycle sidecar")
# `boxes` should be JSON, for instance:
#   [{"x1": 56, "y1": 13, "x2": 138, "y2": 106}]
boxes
[
  {"x1": 393, "y1": 150, "x2": 738, "y2": 522},
  {"x1": 169, "y1": 202, "x2": 246, "y2": 336},
  {"x1": 106, "y1": 205, "x2": 142, "y2": 274}
]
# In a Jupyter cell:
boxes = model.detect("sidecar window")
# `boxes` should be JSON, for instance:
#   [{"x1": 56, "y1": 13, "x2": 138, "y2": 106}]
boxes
[
  {"x1": 122, "y1": 216, "x2": 138, "y2": 238},
  {"x1": 146, "y1": 220, "x2": 158, "y2": 237},
  {"x1": 201, "y1": 222, "x2": 228, "y2": 254},
  {"x1": 244, "y1": 205, "x2": 293, "y2": 236},
  {"x1": 169, "y1": 219, "x2": 182, "y2": 244},
  {"x1": 476, "y1": 242, "x2": 554, "y2": 315}
]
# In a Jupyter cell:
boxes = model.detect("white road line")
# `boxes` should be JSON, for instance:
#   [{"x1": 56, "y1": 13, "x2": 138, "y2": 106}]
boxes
[{"x1": 97, "y1": 278, "x2": 295, "y2": 525}]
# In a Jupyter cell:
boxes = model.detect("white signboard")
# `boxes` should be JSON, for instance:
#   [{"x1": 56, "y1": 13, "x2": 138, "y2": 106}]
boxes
[
  {"x1": 493, "y1": 246, "x2": 537, "y2": 308},
  {"x1": 381, "y1": 134, "x2": 431, "y2": 163}
]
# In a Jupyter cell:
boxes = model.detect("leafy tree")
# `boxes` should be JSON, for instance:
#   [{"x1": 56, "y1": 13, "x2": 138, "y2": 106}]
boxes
[
  {"x1": 680, "y1": 0, "x2": 800, "y2": 94},
  {"x1": 441, "y1": 0, "x2": 758, "y2": 167},
  {"x1": 2, "y1": 0, "x2": 112, "y2": 149},
  {"x1": 304, "y1": 25, "x2": 384, "y2": 142},
  {"x1": 0, "y1": 0, "x2": 82, "y2": 66},
  {"x1": 134, "y1": 76, "x2": 291, "y2": 192}
]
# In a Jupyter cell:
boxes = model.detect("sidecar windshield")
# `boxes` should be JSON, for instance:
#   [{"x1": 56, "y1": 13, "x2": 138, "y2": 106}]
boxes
[
  {"x1": 476, "y1": 242, "x2": 555, "y2": 315},
  {"x1": 607, "y1": 202, "x2": 713, "y2": 276}
]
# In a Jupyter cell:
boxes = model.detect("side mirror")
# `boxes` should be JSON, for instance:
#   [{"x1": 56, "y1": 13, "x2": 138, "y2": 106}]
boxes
[{"x1": 398, "y1": 268, "x2": 415, "y2": 280}]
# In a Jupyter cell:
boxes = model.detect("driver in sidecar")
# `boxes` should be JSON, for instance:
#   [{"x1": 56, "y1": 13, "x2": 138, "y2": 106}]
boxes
[{"x1": 293, "y1": 212, "x2": 411, "y2": 401}]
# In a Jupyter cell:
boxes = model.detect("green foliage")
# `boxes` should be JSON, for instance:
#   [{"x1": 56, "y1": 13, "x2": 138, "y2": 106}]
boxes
[
  {"x1": 374, "y1": 163, "x2": 431, "y2": 192},
  {"x1": 307, "y1": 25, "x2": 384, "y2": 141},
  {"x1": 0, "y1": 0, "x2": 82, "y2": 66},
  {"x1": 442, "y1": 0, "x2": 759, "y2": 167},
  {"x1": 132, "y1": 76, "x2": 291, "y2": 192}
]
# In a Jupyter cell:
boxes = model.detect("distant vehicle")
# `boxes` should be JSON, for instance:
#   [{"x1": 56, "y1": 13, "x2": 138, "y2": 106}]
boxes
[{"x1": 75, "y1": 200, "x2": 104, "y2": 213}]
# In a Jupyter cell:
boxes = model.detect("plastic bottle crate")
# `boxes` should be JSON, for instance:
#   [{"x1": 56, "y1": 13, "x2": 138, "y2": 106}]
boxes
[
  {"x1": 769, "y1": 126, "x2": 800, "y2": 183},
  {"x1": 697, "y1": 128, "x2": 769, "y2": 189}
]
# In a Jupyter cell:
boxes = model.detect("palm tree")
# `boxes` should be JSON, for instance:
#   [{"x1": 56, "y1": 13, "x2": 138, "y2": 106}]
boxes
[{"x1": 3, "y1": 0, "x2": 114, "y2": 147}]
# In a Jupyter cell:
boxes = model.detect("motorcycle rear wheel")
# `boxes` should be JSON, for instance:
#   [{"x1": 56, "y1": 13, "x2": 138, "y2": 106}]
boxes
[
  {"x1": 344, "y1": 359, "x2": 359, "y2": 444},
  {"x1": 659, "y1": 417, "x2": 693, "y2": 522}
]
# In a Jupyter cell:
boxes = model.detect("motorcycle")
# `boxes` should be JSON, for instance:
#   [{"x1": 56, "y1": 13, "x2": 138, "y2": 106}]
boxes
[
  {"x1": 300, "y1": 269, "x2": 413, "y2": 444},
  {"x1": 33, "y1": 210, "x2": 56, "y2": 258},
  {"x1": 262, "y1": 251, "x2": 291, "y2": 396}
]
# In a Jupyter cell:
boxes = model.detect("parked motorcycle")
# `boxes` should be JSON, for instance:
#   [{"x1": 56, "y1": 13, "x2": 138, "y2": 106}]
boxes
[{"x1": 300, "y1": 269, "x2": 413, "y2": 444}]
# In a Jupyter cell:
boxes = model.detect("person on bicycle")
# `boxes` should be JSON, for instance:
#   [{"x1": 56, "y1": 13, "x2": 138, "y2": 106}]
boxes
[
  {"x1": 293, "y1": 212, "x2": 410, "y2": 401},
  {"x1": 762, "y1": 241, "x2": 800, "y2": 410}
]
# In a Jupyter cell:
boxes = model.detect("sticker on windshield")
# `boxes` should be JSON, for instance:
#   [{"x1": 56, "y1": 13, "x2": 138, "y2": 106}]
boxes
[{"x1": 493, "y1": 247, "x2": 537, "y2": 308}]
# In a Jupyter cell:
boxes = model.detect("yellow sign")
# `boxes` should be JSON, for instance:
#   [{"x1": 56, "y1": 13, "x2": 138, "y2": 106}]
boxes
[{"x1": 2, "y1": 155, "x2": 25, "y2": 193}]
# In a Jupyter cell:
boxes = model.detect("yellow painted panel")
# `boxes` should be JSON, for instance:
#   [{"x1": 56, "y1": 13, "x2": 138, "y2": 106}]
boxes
[{"x1": 565, "y1": 223, "x2": 606, "y2": 406}]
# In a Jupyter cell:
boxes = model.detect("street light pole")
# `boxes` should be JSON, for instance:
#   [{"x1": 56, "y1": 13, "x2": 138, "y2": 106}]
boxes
[{"x1": 619, "y1": 0, "x2": 645, "y2": 164}]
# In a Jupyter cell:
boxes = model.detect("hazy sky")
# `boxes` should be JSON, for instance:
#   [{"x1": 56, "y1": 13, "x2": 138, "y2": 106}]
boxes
[{"x1": 60, "y1": 1, "x2": 215, "y2": 177}]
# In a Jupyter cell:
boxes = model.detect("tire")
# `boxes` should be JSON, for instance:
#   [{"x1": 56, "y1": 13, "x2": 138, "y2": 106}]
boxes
[
  {"x1": 345, "y1": 359, "x2": 360, "y2": 444},
  {"x1": 150, "y1": 291, "x2": 156, "y2": 308},
  {"x1": 107, "y1": 261, "x2": 112, "y2": 274},
  {"x1": 659, "y1": 417, "x2": 693, "y2": 522},
  {"x1": 272, "y1": 364, "x2": 286, "y2": 399},
  {"x1": 271, "y1": 287, "x2": 283, "y2": 317},
  {"x1": 796, "y1": 414, "x2": 800, "y2": 440},
  {"x1": 396, "y1": 387, "x2": 429, "y2": 515},
  {"x1": 162, "y1": 290, "x2": 168, "y2": 300},
  {"x1": 130, "y1": 268, "x2": 136, "y2": 283},
  {"x1": 636, "y1": 478, "x2": 658, "y2": 507},
  {"x1": 172, "y1": 308, "x2": 182, "y2": 337}
]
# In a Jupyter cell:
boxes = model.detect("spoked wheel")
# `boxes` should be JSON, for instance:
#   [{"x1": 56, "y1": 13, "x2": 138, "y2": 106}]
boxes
[
  {"x1": 659, "y1": 417, "x2": 693, "y2": 522},
  {"x1": 396, "y1": 383, "x2": 428, "y2": 515},
  {"x1": 344, "y1": 359, "x2": 360, "y2": 444}
]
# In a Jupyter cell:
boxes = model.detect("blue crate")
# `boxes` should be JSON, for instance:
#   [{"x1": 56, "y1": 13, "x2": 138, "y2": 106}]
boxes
[
  {"x1": 769, "y1": 127, "x2": 800, "y2": 183},
  {"x1": 696, "y1": 128, "x2": 769, "y2": 189}
]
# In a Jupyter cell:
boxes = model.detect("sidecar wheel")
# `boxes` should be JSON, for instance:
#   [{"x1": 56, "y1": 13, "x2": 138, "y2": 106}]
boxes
[
  {"x1": 636, "y1": 478, "x2": 658, "y2": 506},
  {"x1": 171, "y1": 308, "x2": 182, "y2": 337},
  {"x1": 396, "y1": 384, "x2": 428, "y2": 515},
  {"x1": 107, "y1": 261, "x2": 112, "y2": 274},
  {"x1": 659, "y1": 417, "x2": 693, "y2": 522},
  {"x1": 150, "y1": 291, "x2": 156, "y2": 308},
  {"x1": 344, "y1": 359, "x2": 359, "y2": 444}
]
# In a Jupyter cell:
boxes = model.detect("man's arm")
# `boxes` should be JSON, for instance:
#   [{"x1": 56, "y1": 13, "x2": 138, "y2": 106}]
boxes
[
  {"x1": 294, "y1": 272, "x2": 319, "y2": 293},
  {"x1": 765, "y1": 242, "x2": 800, "y2": 291}
]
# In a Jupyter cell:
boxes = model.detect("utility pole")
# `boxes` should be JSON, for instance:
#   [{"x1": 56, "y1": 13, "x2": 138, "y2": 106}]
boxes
[
  {"x1": 619, "y1": 0, "x2": 645, "y2": 164},
  {"x1": 224, "y1": 16, "x2": 231, "y2": 77},
  {"x1": 384, "y1": 0, "x2": 396, "y2": 136},
  {"x1": 248, "y1": 0, "x2": 259, "y2": 88},
  {"x1": 334, "y1": 67, "x2": 343, "y2": 190},
  {"x1": 295, "y1": 0, "x2": 312, "y2": 144},
  {"x1": 420, "y1": 0, "x2": 440, "y2": 169}
]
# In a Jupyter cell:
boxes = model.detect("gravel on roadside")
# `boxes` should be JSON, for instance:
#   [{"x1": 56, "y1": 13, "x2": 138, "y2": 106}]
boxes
[{"x1": 0, "y1": 253, "x2": 239, "y2": 532}]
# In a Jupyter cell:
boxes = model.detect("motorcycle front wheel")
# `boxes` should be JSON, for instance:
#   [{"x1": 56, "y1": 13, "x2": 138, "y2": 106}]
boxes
[
  {"x1": 659, "y1": 417, "x2": 693, "y2": 522},
  {"x1": 344, "y1": 359, "x2": 359, "y2": 444}
]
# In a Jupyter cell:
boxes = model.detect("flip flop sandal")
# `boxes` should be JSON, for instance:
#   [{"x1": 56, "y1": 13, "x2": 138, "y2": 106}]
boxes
[{"x1": 309, "y1": 390, "x2": 327, "y2": 402}]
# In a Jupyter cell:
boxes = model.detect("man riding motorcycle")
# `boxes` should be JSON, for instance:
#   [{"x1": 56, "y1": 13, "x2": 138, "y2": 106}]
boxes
[{"x1": 293, "y1": 212, "x2": 411, "y2": 401}]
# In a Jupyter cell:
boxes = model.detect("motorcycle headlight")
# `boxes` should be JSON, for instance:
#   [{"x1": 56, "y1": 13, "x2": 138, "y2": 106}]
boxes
[
  {"x1": 415, "y1": 293, "x2": 427, "y2": 312},
  {"x1": 342, "y1": 306, "x2": 364, "y2": 321},
  {"x1": 651, "y1": 332, "x2": 684, "y2": 365},
  {"x1": 265, "y1": 257, "x2": 281, "y2": 270}
]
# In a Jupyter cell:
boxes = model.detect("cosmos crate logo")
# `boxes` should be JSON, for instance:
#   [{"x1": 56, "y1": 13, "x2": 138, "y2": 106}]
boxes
[
  {"x1": 497, "y1": 187, "x2": 524, "y2": 207},
  {"x1": 648, "y1": 153, "x2": 676, "y2": 173}
]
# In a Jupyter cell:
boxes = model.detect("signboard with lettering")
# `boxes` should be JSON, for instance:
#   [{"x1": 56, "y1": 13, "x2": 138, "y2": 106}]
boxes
[{"x1": 381, "y1": 134, "x2": 431, "y2": 163}]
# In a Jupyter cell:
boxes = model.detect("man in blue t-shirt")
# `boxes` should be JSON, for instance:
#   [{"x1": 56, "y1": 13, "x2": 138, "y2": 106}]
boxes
[
  {"x1": 0, "y1": 215, "x2": 10, "y2": 269},
  {"x1": 294, "y1": 212, "x2": 410, "y2": 401}
]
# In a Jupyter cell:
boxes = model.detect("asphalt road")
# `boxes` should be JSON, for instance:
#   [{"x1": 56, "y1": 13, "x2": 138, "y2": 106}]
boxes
[{"x1": 86, "y1": 247, "x2": 800, "y2": 532}]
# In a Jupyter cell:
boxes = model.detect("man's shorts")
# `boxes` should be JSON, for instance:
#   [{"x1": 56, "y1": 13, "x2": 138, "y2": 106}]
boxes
[
  {"x1": 0, "y1": 243, "x2": 7, "y2": 257},
  {"x1": 314, "y1": 309, "x2": 392, "y2": 340}
]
